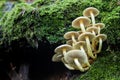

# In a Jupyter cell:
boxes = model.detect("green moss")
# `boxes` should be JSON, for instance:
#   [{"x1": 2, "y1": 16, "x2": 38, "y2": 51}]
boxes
[
  {"x1": 0, "y1": 1, "x2": 6, "y2": 18},
  {"x1": 101, "y1": 6, "x2": 120, "y2": 45},
  {"x1": 74, "y1": 51, "x2": 120, "y2": 80},
  {"x1": 0, "y1": 1, "x2": 120, "y2": 79},
  {"x1": 0, "y1": 3, "x2": 35, "y2": 44},
  {"x1": 0, "y1": 0, "x2": 119, "y2": 47}
]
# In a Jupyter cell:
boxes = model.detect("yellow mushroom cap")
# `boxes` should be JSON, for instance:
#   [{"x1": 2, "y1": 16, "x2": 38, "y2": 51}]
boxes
[
  {"x1": 86, "y1": 27, "x2": 98, "y2": 34},
  {"x1": 83, "y1": 7, "x2": 99, "y2": 17},
  {"x1": 73, "y1": 41, "x2": 87, "y2": 51},
  {"x1": 52, "y1": 53, "x2": 63, "y2": 62},
  {"x1": 72, "y1": 16, "x2": 91, "y2": 29},
  {"x1": 94, "y1": 23, "x2": 105, "y2": 29},
  {"x1": 54, "y1": 44, "x2": 73, "y2": 53},
  {"x1": 78, "y1": 32, "x2": 95, "y2": 42},
  {"x1": 64, "y1": 50, "x2": 88, "y2": 64},
  {"x1": 94, "y1": 34, "x2": 107, "y2": 41},
  {"x1": 64, "y1": 31, "x2": 79, "y2": 39}
]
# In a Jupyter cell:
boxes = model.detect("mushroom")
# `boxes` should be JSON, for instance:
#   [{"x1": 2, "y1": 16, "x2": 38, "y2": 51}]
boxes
[
  {"x1": 92, "y1": 34, "x2": 107, "y2": 54},
  {"x1": 64, "y1": 50, "x2": 91, "y2": 72},
  {"x1": 61, "y1": 58, "x2": 75, "y2": 70},
  {"x1": 54, "y1": 44, "x2": 73, "y2": 56},
  {"x1": 52, "y1": 52, "x2": 75, "y2": 70},
  {"x1": 64, "y1": 31, "x2": 79, "y2": 44},
  {"x1": 94, "y1": 23, "x2": 105, "y2": 34},
  {"x1": 86, "y1": 27, "x2": 98, "y2": 35},
  {"x1": 66, "y1": 40, "x2": 74, "y2": 46},
  {"x1": 78, "y1": 32, "x2": 97, "y2": 59},
  {"x1": 73, "y1": 41, "x2": 95, "y2": 64},
  {"x1": 72, "y1": 16, "x2": 91, "y2": 32},
  {"x1": 52, "y1": 53, "x2": 63, "y2": 62},
  {"x1": 77, "y1": 31, "x2": 83, "y2": 35},
  {"x1": 73, "y1": 41, "x2": 87, "y2": 54},
  {"x1": 83, "y1": 7, "x2": 99, "y2": 26}
]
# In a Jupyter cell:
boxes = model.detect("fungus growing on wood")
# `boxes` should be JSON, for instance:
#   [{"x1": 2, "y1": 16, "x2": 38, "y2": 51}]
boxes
[
  {"x1": 94, "y1": 23, "x2": 105, "y2": 34},
  {"x1": 61, "y1": 58, "x2": 75, "y2": 70},
  {"x1": 52, "y1": 53, "x2": 63, "y2": 62},
  {"x1": 78, "y1": 32, "x2": 96, "y2": 59},
  {"x1": 52, "y1": 50, "x2": 75, "y2": 70},
  {"x1": 73, "y1": 41, "x2": 87, "y2": 53},
  {"x1": 54, "y1": 44, "x2": 73, "y2": 56},
  {"x1": 64, "y1": 31, "x2": 79, "y2": 44},
  {"x1": 92, "y1": 34, "x2": 107, "y2": 54},
  {"x1": 86, "y1": 27, "x2": 98, "y2": 35},
  {"x1": 64, "y1": 50, "x2": 90, "y2": 72},
  {"x1": 52, "y1": 7, "x2": 107, "y2": 72},
  {"x1": 83, "y1": 7, "x2": 99, "y2": 26},
  {"x1": 72, "y1": 16, "x2": 91, "y2": 32},
  {"x1": 73, "y1": 41, "x2": 94, "y2": 64},
  {"x1": 66, "y1": 40, "x2": 74, "y2": 46}
]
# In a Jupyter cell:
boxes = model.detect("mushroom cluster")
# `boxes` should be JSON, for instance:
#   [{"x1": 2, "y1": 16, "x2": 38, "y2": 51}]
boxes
[{"x1": 52, "y1": 7, "x2": 107, "y2": 72}]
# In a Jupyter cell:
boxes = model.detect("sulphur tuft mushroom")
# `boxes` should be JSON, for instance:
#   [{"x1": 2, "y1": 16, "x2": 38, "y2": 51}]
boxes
[
  {"x1": 78, "y1": 32, "x2": 97, "y2": 59},
  {"x1": 52, "y1": 7, "x2": 107, "y2": 72},
  {"x1": 72, "y1": 16, "x2": 91, "y2": 32},
  {"x1": 86, "y1": 27, "x2": 98, "y2": 35},
  {"x1": 92, "y1": 34, "x2": 107, "y2": 54},
  {"x1": 94, "y1": 23, "x2": 105, "y2": 34},
  {"x1": 83, "y1": 7, "x2": 99, "y2": 26},
  {"x1": 73, "y1": 41, "x2": 87, "y2": 53},
  {"x1": 61, "y1": 58, "x2": 75, "y2": 70},
  {"x1": 52, "y1": 53, "x2": 75, "y2": 70},
  {"x1": 64, "y1": 50, "x2": 90, "y2": 72},
  {"x1": 66, "y1": 40, "x2": 74, "y2": 46},
  {"x1": 64, "y1": 31, "x2": 79, "y2": 44},
  {"x1": 52, "y1": 53, "x2": 63, "y2": 62},
  {"x1": 54, "y1": 44, "x2": 73, "y2": 56}
]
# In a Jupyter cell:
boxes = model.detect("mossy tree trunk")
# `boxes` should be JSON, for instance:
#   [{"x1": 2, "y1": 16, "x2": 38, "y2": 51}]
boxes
[{"x1": 0, "y1": 0, "x2": 120, "y2": 80}]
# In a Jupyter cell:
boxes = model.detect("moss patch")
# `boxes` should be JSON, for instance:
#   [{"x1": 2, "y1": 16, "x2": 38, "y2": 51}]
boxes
[{"x1": 0, "y1": 0, "x2": 120, "y2": 48}]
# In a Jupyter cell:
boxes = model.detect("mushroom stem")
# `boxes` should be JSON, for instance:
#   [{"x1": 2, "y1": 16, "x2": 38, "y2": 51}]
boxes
[
  {"x1": 74, "y1": 58, "x2": 84, "y2": 72},
  {"x1": 63, "y1": 49, "x2": 66, "y2": 56},
  {"x1": 61, "y1": 58, "x2": 75, "y2": 70},
  {"x1": 92, "y1": 30, "x2": 96, "y2": 35},
  {"x1": 85, "y1": 36, "x2": 96, "y2": 59},
  {"x1": 98, "y1": 26, "x2": 101, "y2": 34},
  {"x1": 95, "y1": 38, "x2": 102, "y2": 54},
  {"x1": 80, "y1": 20, "x2": 86, "y2": 32},
  {"x1": 90, "y1": 11, "x2": 95, "y2": 26},
  {"x1": 80, "y1": 46, "x2": 86, "y2": 54},
  {"x1": 92, "y1": 39, "x2": 98, "y2": 51},
  {"x1": 72, "y1": 35, "x2": 77, "y2": 43},
  {"x1": 79, "y1": 47, "x2": 91, "y2": 67}
]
